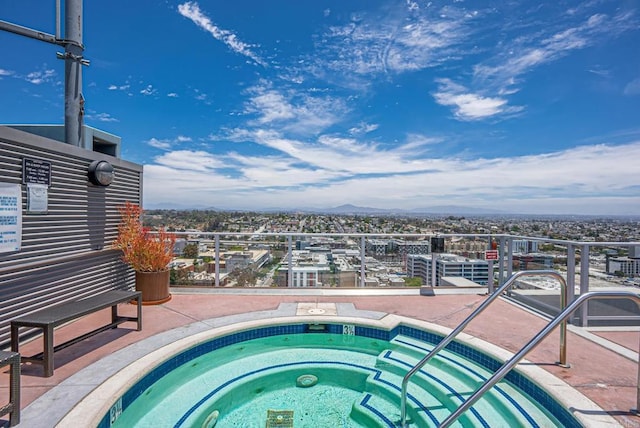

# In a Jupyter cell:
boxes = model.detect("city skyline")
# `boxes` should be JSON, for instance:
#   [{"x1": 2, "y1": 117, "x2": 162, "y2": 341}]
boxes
[{"x1": 1, "y1": 1, "x2": 639, "y2": 215}]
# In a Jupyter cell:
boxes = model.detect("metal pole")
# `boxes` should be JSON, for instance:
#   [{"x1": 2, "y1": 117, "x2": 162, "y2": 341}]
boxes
[
  {"x1": 214, "y1": 234, "x2": 220, "y2": 287},
  {"x1": 439, "y1": 290, "x2": 640, "y2": 428},
  {"x1": 400, "y1": 270, "x2": 568, "y2": 427},
  {"x1": 567, "y1": 244, "x2": 576, "y2": 321},
  {"x1": 579, "y1": 244, "x2": 590, "y2": 326},
  {"x1": 64, "y1": 0, "x2": 84, "y2": 147},
  {"x1": 506, "y1": 237, "x2": 513, "y2": 278},
  {"x1": 498, "y1": 236, "x2": 506, "y2": 286},
  {"x1": 360, "y1": 236, "x2": 365, "y2": 288},
  {"x1": 287, "y1": 235, "x2": 293, "y2": 287}
]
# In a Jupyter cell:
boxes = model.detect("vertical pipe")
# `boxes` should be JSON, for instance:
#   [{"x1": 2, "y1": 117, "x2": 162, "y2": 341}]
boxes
[
  {"x1": 214, "y1": 234, "x2": 220, "y2": 287},
  {"x1": 287, "y1": 235, "x2": 293, "y2": 287},
  {"x1": 506, "y1": 237, "x2": 513, "y2": 278},
  {"x1": 360, "y1": 236, "x2": 365, "y2": 288},
  {"x1": 431, "y1": 252, "x2": 436, "y2": 287},
  {"x1": 580, "y1": 244, "x2": 590, "y2": 326},
  {"x1": 498, "y1": 236, "x2": 506, "y2": 286},
  {"x1": 64, "y1": 0, "x2": 83, "y2": 147},
  {"x1": 56, "y1": 0, "x2": 61, "y2": 40},
  {"x1": 566, "y1": 244, "x2": 576, "y2": 320}
]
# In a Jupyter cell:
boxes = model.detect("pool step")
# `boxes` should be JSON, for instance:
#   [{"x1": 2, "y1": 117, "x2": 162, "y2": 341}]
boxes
[{"x1": 376, "y1": 341, "x2": 559, "y2": 427}]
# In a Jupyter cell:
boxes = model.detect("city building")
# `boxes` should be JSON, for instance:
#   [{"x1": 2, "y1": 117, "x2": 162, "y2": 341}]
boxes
[
  {"x1": 408, "y1": 254, "x2": 489, "y2": 286},
  {"x1": 512, "y1": 239, "x2": 539, "y2": 254}
]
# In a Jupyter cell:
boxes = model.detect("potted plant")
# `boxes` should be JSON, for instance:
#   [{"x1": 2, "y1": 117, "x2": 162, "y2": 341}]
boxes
[{"x1": 113, "y1": 201, "x2": 176, "y2": 304}]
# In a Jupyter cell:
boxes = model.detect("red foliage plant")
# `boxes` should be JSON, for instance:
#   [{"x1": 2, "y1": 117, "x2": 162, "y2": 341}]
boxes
[{"x1": 112, "y1": 202, "x2": 176, "y2": 272}]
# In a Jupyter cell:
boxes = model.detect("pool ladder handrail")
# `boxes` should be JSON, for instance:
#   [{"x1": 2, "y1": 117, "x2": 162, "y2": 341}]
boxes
[
  {"x1": 437, "y1": 291, "x2": 640, "y2": 428},
  {"x1": 400, "y1": 269, "x2": 569, "y2": 427}
]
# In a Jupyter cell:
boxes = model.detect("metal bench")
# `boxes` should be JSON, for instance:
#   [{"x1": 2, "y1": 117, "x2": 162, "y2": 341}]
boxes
[
  {"x1": 10, "y1": 290, "x2": 142, "y2": 377},
  {"x1": 0, "y1": 350, "x2": 20, "y2": 426}
]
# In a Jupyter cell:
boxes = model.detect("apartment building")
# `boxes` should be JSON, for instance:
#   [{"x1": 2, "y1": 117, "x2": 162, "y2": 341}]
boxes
[{"x1": 407, "y1": 254, "x2": 489, "y2": 286}]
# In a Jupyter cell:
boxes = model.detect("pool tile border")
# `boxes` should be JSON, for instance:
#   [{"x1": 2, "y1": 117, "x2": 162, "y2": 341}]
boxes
[{"x1": 98, "y1": 322, "x2": 580, "y2": 428}]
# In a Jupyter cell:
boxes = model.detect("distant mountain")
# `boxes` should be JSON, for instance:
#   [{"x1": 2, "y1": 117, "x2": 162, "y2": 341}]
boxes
[
  {"x1": 322, "y1": 204, "x2": 392, "y2": 214},
  {"x1": 310, "y1": 204, "x2": 509, "y2": 216},
  {"x1": 409, "y1": 205, "x2": 508, "y2": 215}
]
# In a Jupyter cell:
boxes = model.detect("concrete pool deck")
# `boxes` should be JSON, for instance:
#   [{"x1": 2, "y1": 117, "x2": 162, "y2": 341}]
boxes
[{"x1": 2, "y1": 288, "x2": 640, "y2": 427}]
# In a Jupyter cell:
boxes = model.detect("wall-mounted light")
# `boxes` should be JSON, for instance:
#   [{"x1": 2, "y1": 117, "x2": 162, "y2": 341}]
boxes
[{"x1": 88, "y1": 160, "x2": 114, "y2": 186}]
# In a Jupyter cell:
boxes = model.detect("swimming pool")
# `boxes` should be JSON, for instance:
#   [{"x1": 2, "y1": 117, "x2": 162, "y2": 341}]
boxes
[
  {"x1": 107, "y1": 328, "x2": 569, "y2": 427},
  {"x1": 55, "y1": 306, "x2": 613, "y2": 427}
]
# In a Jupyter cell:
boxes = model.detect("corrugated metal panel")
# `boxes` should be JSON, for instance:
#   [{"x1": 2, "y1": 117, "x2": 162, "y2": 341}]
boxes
[{"x1": 0, "y1": 126, "x2": 143, "y2": 348}]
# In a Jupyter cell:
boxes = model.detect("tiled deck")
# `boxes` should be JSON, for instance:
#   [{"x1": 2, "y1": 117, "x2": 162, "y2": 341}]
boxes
[{"x1": 1, "y1": 289, "x2": 639, "y2": 427}]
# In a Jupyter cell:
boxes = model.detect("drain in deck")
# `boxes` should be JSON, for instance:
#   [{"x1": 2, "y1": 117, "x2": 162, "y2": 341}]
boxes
[{"x1": 266, "y1": 409, "x2": 294, "y2": 427}]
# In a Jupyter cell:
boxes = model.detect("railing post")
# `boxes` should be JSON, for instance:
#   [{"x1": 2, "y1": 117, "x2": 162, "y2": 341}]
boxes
[
  {"x1": 498, "y1": 236, "x2": 506, "y2": 286},
  {"x1": 579, "y1": 244, "x2": 590, "y2": 326},
  {"x1": 566, "y1": 244, "x2": 576, "y2": 319},
  {"x1": 214, "y1": 234, "x2": 220, "y2": 287},
  {"x1": 360, "y1": 236, "x2": 366, "y2": 288},
  {"x1": 506, "y1": 237, "x2": 513, "y2": 279},
  {"x1": 287, "y1": 235, "x2": 293, "y2": 288},
  {"x1": 487, "y1": 236, "x2": 494, "y2": 294}
]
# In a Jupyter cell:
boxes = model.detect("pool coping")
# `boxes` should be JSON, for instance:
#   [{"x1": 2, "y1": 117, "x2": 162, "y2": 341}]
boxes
[{"x1": 25, "y1": 302, "x2": 619, "y2": 428}]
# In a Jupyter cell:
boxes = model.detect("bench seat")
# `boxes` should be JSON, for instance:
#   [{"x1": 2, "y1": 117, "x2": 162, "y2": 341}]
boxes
[{"x1": 10, "y1": 290, "x2": 142, "y2": 377}]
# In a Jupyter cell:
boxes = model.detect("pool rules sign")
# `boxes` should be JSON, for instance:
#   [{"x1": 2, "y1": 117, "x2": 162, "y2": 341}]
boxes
[{"x1": 0, "y1": 182, "x2": 22, "y2": 253}]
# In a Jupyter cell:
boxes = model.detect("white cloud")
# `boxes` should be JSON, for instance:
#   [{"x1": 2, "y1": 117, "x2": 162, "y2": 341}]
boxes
[
  {"x1": 140, "y1": 85, "x2": 157, "y2": 96},
  {"x1": 623, "y1": 78, "x2": 640, "y2": 96},
  {"x1": 86, "y1": 112, "x2": 119, "y2": 122},
  {"x1": 0, "y1": 68, "x2": 13, "y2": 77},
  {"x1": 25, "y1": 69, "x2": 56, "y2": 85},
  {"x1": 148, "y1": 138, "x2": 171, "y2": 149},
  {"x1": 432, "y1": 78, "x2": 522, "y2": 120},
  {"x1": 109, "y1": 84, "x2": 130, "y2": 91},
  {"x1": 147, "y1": 135, "x2": 195, "y2": 150},
  {"x1": 349, "y1": 122, "x2": 379, "y2": 135},
  {"x1": 167, "y1": 92, "x2": 179, "y2": 97},
  {"x1": 474, "y1": 11, "x2": 636, "y2": 87},
  {"x1": 177, "y1": 2, "x2": 266, "y2": 67},
  {"x1": 243, "y1": 82, "x2": 347, "y2": 134},
  {"x1": 314, "y1": 5, "x2": 474, "y2": 81},
  {"x1": 143, "y1": 140, "x2": 640, "y2": 215}
]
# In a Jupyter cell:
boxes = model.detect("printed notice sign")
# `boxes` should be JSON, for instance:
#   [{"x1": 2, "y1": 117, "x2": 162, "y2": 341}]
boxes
[
  {"x1": 0, "y1": 183, "x2": 22, "y2": 253},
  {"x1": 23, "y1": 157, "x2": 51, "y2": 186},
  {"x1": 27, "y1": 183, "x2": 48, "y2": 213}
]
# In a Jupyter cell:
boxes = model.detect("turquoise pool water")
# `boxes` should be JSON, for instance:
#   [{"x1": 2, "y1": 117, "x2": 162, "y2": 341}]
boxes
[{"x1": 104, "y1": 323, "x2": 579, "y2": 428}]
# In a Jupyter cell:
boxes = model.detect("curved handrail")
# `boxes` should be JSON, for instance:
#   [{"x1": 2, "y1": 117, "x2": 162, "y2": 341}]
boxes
[
  {"x1": 400, "y1": 270, "x2": 568, "y2": 427},
  {"x1": 439, "y1": 290, "x2": 640, "y2": 427}
]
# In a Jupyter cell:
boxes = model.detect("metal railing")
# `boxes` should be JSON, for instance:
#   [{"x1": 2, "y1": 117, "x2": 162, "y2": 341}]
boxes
[
  {"x1": 438, "y1": 290, "x2": 640, "y2": 428},
  {"x1": 400, "y1": 270, "x2": 568, "y2": 427}
]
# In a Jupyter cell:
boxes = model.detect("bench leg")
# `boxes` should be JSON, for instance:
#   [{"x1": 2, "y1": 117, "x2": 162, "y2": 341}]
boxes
[
  {"x1": 10, "y1": 324, "x2": 19, "y2": 354},
  {"x1": 136, "y1": 295, "x2": 142, "y2": 331},
  {"x1": 44, "y1": 325, "x2": 54, "y2": 377},
  {"x1": 9, "y1": 355, "x2": 20, "y2": 426},
  {"x1": 111, "y1": 304, "x2": 118, "y2": 326}
]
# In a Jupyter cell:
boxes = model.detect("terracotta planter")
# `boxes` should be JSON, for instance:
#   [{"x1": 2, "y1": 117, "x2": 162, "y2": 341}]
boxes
[{"x1": 135, "y1": 270, "x2": 171, "y2": 305}]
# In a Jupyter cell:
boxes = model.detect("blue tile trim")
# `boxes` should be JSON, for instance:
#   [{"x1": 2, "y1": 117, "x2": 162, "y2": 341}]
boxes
[
  {"x1": 99, "y1": 322, "x2": 580, "y2": 428},
  {"x1": 360, "y1": 394, "x2": 396, "y2": 428},
  {"x1": 393, "y1": 338, "x2": 537, "y2": 427},
  {"x1": 396, "y1": 326, "x2": 580, "y2": 428}
]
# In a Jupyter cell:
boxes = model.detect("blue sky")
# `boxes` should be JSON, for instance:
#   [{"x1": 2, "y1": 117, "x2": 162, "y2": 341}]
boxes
[{"x1": 1, "y1": 0, "x2": 639, "y2": 215}]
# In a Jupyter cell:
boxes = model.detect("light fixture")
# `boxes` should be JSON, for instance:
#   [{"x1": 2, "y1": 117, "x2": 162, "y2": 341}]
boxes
[{"x1": 88, "y1": 160, "x2": 114, "y2": 186}]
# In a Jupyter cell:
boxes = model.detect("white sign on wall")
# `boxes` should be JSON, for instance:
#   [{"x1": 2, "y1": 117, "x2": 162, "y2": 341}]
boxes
[{"x1": 0, "y1": 183, "x2": 22, "y2": 253}]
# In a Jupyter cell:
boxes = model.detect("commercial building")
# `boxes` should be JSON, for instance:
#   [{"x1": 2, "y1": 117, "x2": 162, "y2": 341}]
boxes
[{"x1": 407, "y1": 254, "x2": 489, "y2": 286}]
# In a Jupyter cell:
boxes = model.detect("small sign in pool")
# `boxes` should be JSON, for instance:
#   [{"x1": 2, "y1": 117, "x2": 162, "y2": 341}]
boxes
[
  {"x1": 109, "y1": 398, "x2": 122, "y2": 426},
  {"x1": 266, "y1": 409, "x2": 293, "y2": 427},
  {"x1": 343, "y1": 324, "x2": 355, "y2": 335}
]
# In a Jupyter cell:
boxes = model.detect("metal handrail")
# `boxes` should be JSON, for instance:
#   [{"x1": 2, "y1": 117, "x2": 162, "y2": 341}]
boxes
[
  {"x1": 400, "y1": 270, "x2": 568, "y2": 427},
  {"x1": 439, "y1": 290, "x2": 640, "y2": 427}
]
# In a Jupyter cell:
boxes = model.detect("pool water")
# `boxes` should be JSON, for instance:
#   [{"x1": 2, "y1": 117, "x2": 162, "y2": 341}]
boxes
[{"x1": 110, "y1": 332, "x2": 567, "y2": 428}]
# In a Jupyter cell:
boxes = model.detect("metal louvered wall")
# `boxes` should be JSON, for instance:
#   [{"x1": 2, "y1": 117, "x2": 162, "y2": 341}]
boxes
[{"x1": 0, "y1": 126, "x2": 143, "y2": 347}]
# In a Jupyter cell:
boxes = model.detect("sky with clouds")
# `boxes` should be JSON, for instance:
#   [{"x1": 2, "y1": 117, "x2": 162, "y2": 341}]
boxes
[{"x1": 1, "y1": 0, "x2": 639, "y2": 215}]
